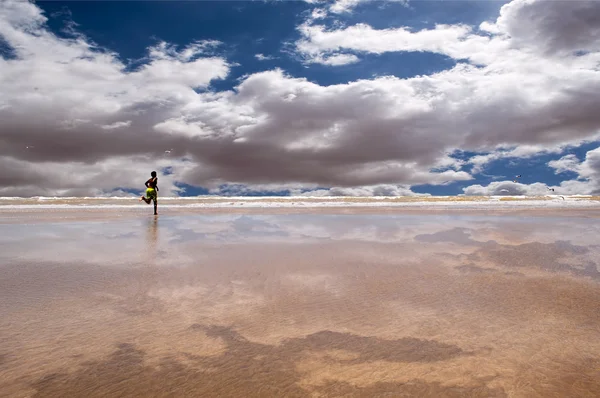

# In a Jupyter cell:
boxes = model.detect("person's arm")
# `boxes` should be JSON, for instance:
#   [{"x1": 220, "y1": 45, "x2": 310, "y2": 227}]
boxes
[
  {"x1": 145, "y1": 178, "x2": 151, "y2": 188},
  {"x1": 155, "y1": 178, "x2": 159, "y2": 191}
]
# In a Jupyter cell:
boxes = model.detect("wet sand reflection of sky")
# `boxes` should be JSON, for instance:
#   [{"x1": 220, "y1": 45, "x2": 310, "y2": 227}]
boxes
[{"x1": 1, "y1": 212, "x2": 600, "y2": 397}]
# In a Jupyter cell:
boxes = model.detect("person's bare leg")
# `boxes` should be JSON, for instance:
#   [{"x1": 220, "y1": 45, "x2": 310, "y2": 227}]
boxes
[
  {"x1": 153, "y1": 199, "x2": 158, "y2": 215},
  {"x1": 140, "y1": 196, "x2": 151, "y2": 204}
]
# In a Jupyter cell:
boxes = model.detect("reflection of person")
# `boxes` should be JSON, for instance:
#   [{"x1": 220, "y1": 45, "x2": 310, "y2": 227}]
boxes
[
  {"x1": 139, "y1": 171, "x2": 159, "y2": 215},
  {"x1": 147, "y1": 216, "x2": 158, "y2": 253}
]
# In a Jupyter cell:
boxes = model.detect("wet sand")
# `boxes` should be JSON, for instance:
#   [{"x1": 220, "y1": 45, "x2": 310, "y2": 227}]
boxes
[{"x1": 1, "y1": 209, "x2": 600, "y2": 397}]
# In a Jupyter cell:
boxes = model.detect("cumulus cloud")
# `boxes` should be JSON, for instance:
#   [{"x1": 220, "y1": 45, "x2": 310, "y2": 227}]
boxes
[
  {"x1": 462, "y1": 181, "x2": 552, "y2": 196},
  {"x1": 294, "y1": 0, "x2": 600, "y2": 169},
  {"x1": 548, "y1": 154, "x2": 581, "y2": 175},
  {"x1": 294, "y1": 184, "x2": 425, "y2": 197},
  {"x1": 463, "y1": 146, "x2": 600, "y2": 196},
  {"x1": 0, "y1": 0, "x2": 476, "y2": 197},
  {"x1": 0, "y1": 0, "x2": 229, "y2": 195},
  {"x1": 578, "y1": 148, "x2": 600, "y2": 180},
  {"x1": 548, "y1": 148, "x2": 600, "y2": 181},
  {"x1": 466, "y1": 143, "x2": 585, "y2": 174},
  {"x1": 0, "y1": 154, "x2": 193, "y2": 197},
  {"x1": 491, "y1": 0, "x2": 600, "y2": 56},
  {"x1": 297, "y1": 0, "x2": 600, "y2": 65},
  {"x1": 552, "y1": 147, "x2": 600, "y2": 194},
  {"x1": 295, "y1": 22, "x2": 484, "y2": 63},
  {"x1": 2, "y1": 0, "x2": 600, "y2": 196},
  {"x1": 205, "y1": 182, "x2": 426, "y2": 197}
]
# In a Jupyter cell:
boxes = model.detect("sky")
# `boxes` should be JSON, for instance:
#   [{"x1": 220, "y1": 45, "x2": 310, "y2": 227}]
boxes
[{"x1": 1, "y1": 0, "x2": 600, "y2": 197}]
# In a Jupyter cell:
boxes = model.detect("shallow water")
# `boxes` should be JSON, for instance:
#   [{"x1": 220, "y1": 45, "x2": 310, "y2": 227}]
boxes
[{"x1": 1, "y1": 211, "x2": 600, "y2": 397}]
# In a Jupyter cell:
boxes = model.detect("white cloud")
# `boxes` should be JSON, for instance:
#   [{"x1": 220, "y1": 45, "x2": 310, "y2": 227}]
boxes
[
  {"x1": 148, "y1": 40, "x2": 222, "y2": 62},
  {"x1": 0, "y1": 154, "x2": 194, "y2": 197},
  {"x1": 255, "y1": 53, "x2": 275, "y2": 61},
  {"x1": 463, "y1": 146, "x2": 600, "y2": 196},
  {"x1": 463, "y1": 181, "x2": 552, "y2": 196},
  {"x1": 551, "y1": 147, "x2": 600, "y2": 194},
  {"x1": 0, "y1": 0, "x2": 229, "y2": 195},
  {"x1": 206, "y1": 183, "x2": 309, "y2": 196},
  {"x1": 100, "y1": 120, "x2": 131, "y2": 130},
  {"x1": 467, "y1": 144, "x2": 571, "y2": 174},
  {"x1": 294, "y1": 184, "x2": 426, "y2": 197},
  {"x1": 295, "y1": 22, "x2": 508, "y2": 66},
  {"x1": 303, "y1": 0, "x2": 409, "y2": 18},
  {"x1": 297, "y1": 0, "x2": 600, "y2": 67},
  {"x1": 206, "y1": 181, "x2": 431, "y2": 197},
  {"x1": 491, "y1": 0, "x2": 600, "y2": 57},
  {"x1": 329, "y1": 0, "x2": 361, "y2": 14},
  {"x1": 309, "y1": 52, "x2": 360, "y2": 66},
  {"x1": 577, "y1": 147, "x2": 600, "y2": 181},
  {"x1": 329, "y1": 0, "x2": 409, "y2": 14},
  {"x1": 547, "y1": 154, "x2": 581, "y2": 175},
  {"x1": 310, "y1": 8, "x2": 328, "y2": 20}
]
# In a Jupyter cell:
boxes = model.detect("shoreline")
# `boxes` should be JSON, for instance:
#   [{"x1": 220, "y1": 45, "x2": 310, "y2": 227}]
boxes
[
  {"x1": 0, "y1": 196, "x2": 599, "y2": 210},
  {"x1": 1, "y1": 206, "x2": 600, "y2": 225}
]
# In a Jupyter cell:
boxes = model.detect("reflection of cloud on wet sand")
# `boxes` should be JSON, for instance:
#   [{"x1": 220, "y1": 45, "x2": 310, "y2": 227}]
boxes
[
  {"x1": 462, "y1": 240, "x2": 600, "y2": 280},
  {"x1": 169, "y1": 214, "x2": 496, "y2": 245},
  {"x1": 2, "y1": 213, "x2": 599, "y2": 264},
  {"x1": 3, "y1": 211, "x2": 600, "y2": 396},
  {"x1": 412, "y1": 225, "x2": 600, "y2": 280},
  {"x1": 146, "y1": 279, "x2": 268, "y2": 327},
  {"x1": 415, "y1": 227, "x2": 487, "y2": 246},
  {"x1": 461, "y1": 218, "x2": 600, "y2": 247}
]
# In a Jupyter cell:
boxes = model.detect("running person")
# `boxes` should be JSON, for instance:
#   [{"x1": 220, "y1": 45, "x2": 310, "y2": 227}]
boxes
[{"x1": 140, "y1": 171, "x2": 159, "y2": 215}]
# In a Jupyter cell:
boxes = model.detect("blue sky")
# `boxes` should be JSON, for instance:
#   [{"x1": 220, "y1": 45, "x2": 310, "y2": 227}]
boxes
[{"x1": 1, "y1": 0, "x2": 600, "y2": 197}]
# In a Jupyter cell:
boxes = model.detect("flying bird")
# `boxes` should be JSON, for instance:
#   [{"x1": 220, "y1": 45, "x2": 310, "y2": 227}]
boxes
[
  {"x1": 547, "y1": 187, "x2": 555, "y2": 192},
  {"x1": 164, "y1": 149, "x2": 174, "y2": 154}
]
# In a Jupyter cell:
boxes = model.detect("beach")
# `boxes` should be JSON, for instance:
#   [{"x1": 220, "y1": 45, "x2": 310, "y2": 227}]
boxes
[{"x1": 1, "y1": 200, "x2": 600, "y2": 397}]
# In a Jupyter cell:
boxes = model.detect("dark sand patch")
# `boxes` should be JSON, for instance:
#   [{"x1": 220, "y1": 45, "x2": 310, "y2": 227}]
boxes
[{"x1": 29, "y1": 328, "x2": 478, "y2": 398}]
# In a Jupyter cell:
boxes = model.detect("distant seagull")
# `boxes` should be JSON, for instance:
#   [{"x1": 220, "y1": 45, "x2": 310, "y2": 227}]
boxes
[
  {"x1": 516, "y1": 175, "x2": 522, "y2": 178},
  {"x1": 25, "y1": 145, "x2": 34, "y2": 149},
  {"x1": 164, "y1": 149, "x2": 173, "y2": 154},
  {"x1": 547, "y1": 187, "x2": 555, "y2": 192}
]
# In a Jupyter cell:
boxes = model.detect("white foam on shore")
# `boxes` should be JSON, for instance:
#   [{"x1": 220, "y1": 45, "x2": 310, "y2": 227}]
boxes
[
  {"x1": 0, "y1": 195, "x2": 594, "y2": 201},
  {"x1": 0, "y1": 195, "x2": 599, "y2": 209}
]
